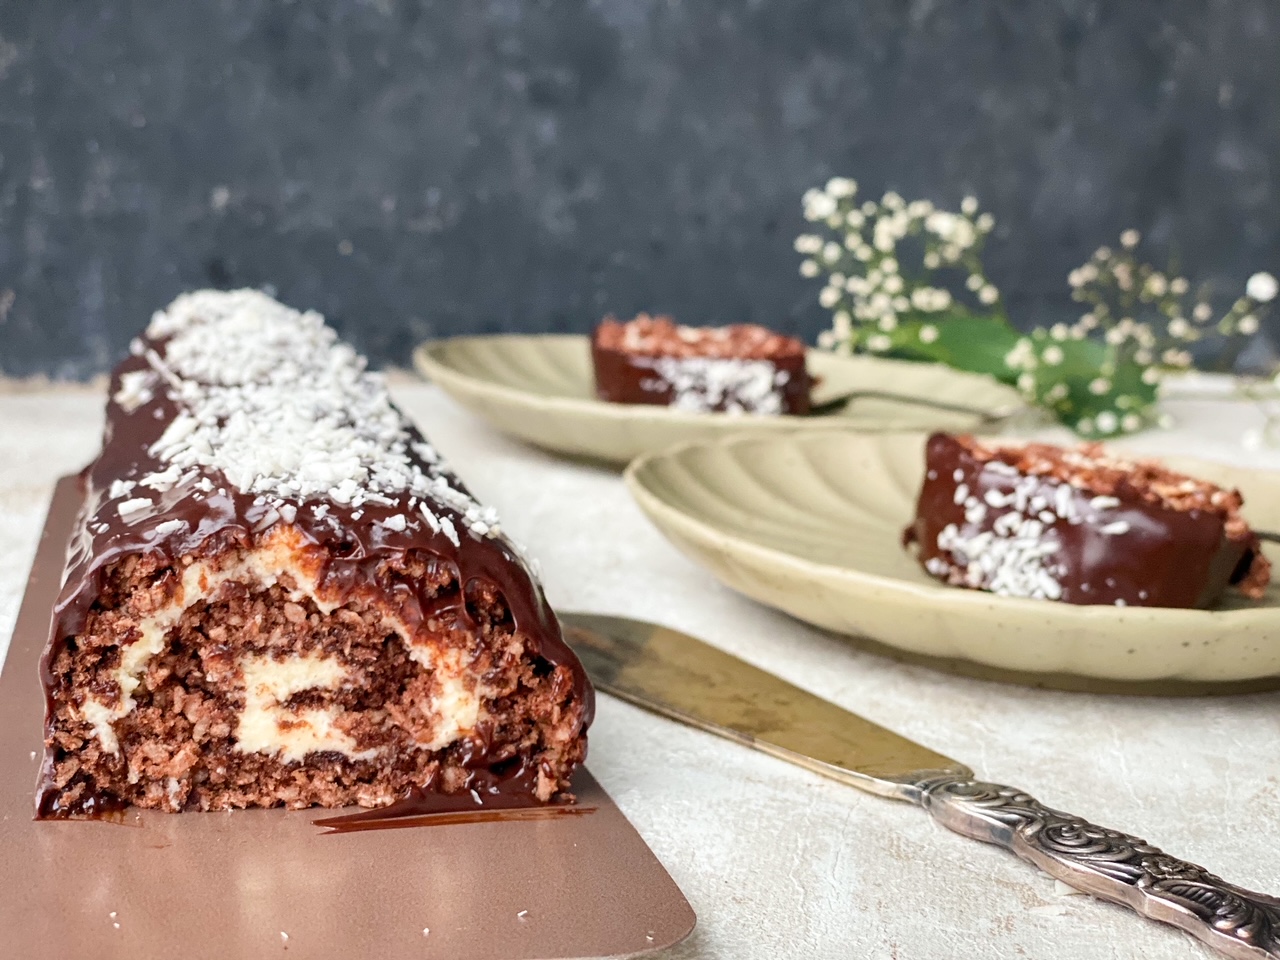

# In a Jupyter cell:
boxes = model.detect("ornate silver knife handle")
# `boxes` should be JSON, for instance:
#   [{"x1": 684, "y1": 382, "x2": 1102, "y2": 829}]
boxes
[{"x1": 916, "y1": 776, "x2": 1280, "y2": 959}]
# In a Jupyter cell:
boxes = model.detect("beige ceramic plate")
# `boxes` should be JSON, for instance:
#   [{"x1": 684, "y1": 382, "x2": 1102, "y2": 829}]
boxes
[
  {"x1": 625, "y1": 432, "x2": 1280, "y2": 686},
  {"x1": 413, "y1": 335, "x2": 1023, "y2": 464}
]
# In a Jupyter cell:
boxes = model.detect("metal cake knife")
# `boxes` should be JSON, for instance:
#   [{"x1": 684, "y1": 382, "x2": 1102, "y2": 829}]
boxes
[{"x1": 561, "y1": 612, "x2": 1280, "y2": 959}]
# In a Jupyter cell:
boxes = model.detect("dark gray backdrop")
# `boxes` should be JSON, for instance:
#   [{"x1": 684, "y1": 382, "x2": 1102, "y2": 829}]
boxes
[{"x1": 1, "y1": 0, "x2": 1277, "y2": 378}]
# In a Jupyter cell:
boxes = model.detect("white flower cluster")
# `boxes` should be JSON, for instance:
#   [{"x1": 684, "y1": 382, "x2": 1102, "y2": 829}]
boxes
[
  {"x1": 797, "y1": 178, "x2": 1278, "y2": 440},
  {"x1": 797, "y1": 178, "x2": 998, "y2": 354},
  {"x1": 1000, "y1": 232, "x2": 1277, "y2": 438},
  {"x1": 1068, "y1": 234, "x2": 1276, "y2": 376}
]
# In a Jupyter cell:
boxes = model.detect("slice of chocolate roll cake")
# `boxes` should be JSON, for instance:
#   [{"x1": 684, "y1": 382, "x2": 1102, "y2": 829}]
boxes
[
  {"x1": 38, "y1": 289, "x2": 592, "y2": 817},
  {"x1": 904, "y1": 432, "x2": 1270, "y2": 608},
  {"x1": 591, "y1": 313, "x2": 812, "y2": 415}
]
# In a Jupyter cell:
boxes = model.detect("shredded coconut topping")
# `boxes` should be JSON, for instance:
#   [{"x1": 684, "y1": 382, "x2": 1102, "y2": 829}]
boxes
[
  {"x1": 120, "y1": 289, "x2": 505, "y2": 543},
  {"x1": 645, "y1": 356, "x2": 789, "y2": 415}
]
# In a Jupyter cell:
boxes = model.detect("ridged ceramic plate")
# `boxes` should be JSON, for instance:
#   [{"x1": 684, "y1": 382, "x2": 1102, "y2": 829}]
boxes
[
  {"x1": 414, "y1": 335, "x2": 1023, "y2": 465},
  {"x1": 625, "y1": 432, "x2": 1280, "y2": 686}
]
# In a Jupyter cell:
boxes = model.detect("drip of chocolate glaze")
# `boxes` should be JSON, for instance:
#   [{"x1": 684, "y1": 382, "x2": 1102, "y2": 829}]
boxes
[
  {"x1": 905, "y1": 433, "x2": 1262, "y2": 608},
  {"x1": 314, "y1": 756, "x2": 595, "y2": 832},
  {"x1": 37, "y1": 342, "x2": 594, "y2": 817}
]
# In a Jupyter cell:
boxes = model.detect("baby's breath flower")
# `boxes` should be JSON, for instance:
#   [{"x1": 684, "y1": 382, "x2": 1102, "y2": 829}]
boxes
[
  {"x1": 881, "y1": 191, "x2": 904, "y2": 210},
  {"x1": 1141, "y1": 367, "x2": 1161, "y2": 385},
  {"x1": 1167, "y1": 317, "x2": 1190, "y2": 339},
  {"x1": 804, "y1": 191, "x2": 837, "y2": 221},
  {"x1": 854, "y1": 244, "x2": 874, "y2": 262},
  {"x1": 950, "y1": 221, "x2": 977, "y2": 250},
  {"x1": 1144, "y1": 274, "x2": 1168, "y2": 296},
  {"x1": 923, "y1": 251, "x2": 941, "y2": 270},
  {"x1": 822, "y1": 242, "x2": 843, "y2": 264},
  {"x1": 1238, "y1": 314, "x2": 1260, "y2": 335},
  {"x1": 975, "y1": 213, "x2": 994, "y2": 232},
  {"x1": 1113, "y1": 262, "x2": 1133, "y2": 291},
  {"x1": 907, "y1": 199, "x2": 934, "y2": 217},
  {"x1": 883, "y1": 274, "x2": 904, "y2": 294},
  {"x1": 794, "y1": 234, "x2": 822, "y2": 254},
  {"x1": 819, "y1": 286, "x2": 841, "y2": 309},
  {"x1": 965, "y1": 274, "x2": 984, "y2": 292},
  {"x1": 1120, "y1": 228, "x2": 1141, "y2": 249},
  {"x1": 1077, "y1": 417, "x2": 1094, "y2": 434},
  {"x1": 1050, "y1": 324, "x2": 1068, "y2": 341},
  {"x1": 878, "y1": 314, "x2": 898, "y2": 331},
  {"x1": 861, "y1": 200, "x2": 876, "y2": 215},
  {"x1": 1094, "y1": 246, "x2": 1112, "y2": 261},
  {"x1": 892, "y1": 296, "x2": 910, "y2": 312},
  {"x1": 881, "y1": 257, "x2": 898, "y2": 274},
  {"x1": 1042, "y1": 345, "x2": 1064, "y2": 365},
  {"x1": 829, "y1": 272, "x2": 846, "y2": 287},
  {"x1": 978, "y1": 285, "x2": 999, "y2": 305},
  {"x1": 845, "y1": 210, "x2": 864, "y2": 229},
  {"x1": 816, "y1": 330, "x2": 836, "y2": 349},
  {"x1": 1096, "y1": 410, "x2": 1119, "y2": 434},
  {"x1": 961, "y1": 195, "x2": 979, "y2": 215},
  {"x1": 826, "y1": 177, "x2": 858, "y2": 198},
  {"x1": 833, "y1": 311, "x2": 852, "y2": 335},
  {"x1": 1121, "y1": 413, "x2": 1142, "y2": 432},
  {"x1": 918, "y1": 324, "x2": 939, "y2": 343},
  {"x1": 1247, "y1": 272, "x2": 1278, "y2": 303},
  {"x1": 826, "y1": 214, "x2": 844, "y2": 229},
  {"x1": 845, "y1": 276, "x2": 865, "y2": 294},
  {"x1": 1170, "y1": 277, "x2": 1189, "y2": 295},
  {"x1": 1088, "y1": 377, "x2": 1111, "y2": 395},
  {"x1": 924, "y1": 210, "x2": 955, "y2": 239},
  {"x1": 1045, "y1": 383, "x2": 1069, "y2": 402},
  {"x1": 1004, "y1": 338, "x2": 1036, "y2": 369},
  {"x1": 800, "y1": 259, "x2": 819, "y2": 278},
  {"x1": 866, "y1": 334, "x2": 892, "y2": 352},
  {"x1": 1192, "y1": 302, "x2": 1213, "y2": 322},
  {"x1": 1017, "y1": 372, "x2": 1035, "y2": 392}
]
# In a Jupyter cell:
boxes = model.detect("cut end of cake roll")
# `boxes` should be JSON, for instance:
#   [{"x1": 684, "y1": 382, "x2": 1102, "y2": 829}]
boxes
[
  {"x1": 591, "y1": 313, "x2": 812, "y2": 415},
  {"x1": 38, "y1": 289, "x2": 593, "y2": 818},
  {"x1": 904, "y1": 432, "x2": 1271, "y2": 608}
]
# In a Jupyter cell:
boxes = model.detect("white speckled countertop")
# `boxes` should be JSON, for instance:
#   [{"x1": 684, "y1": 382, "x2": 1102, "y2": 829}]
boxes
[{"x1": 4, "y1": 374, "x2": 1280, "y2": 960}]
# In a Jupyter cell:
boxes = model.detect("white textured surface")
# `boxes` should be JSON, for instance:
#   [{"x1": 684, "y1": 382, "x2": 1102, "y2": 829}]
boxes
[{"x1": 4, "y1": 375, "x2": 1280, "y2": 960}]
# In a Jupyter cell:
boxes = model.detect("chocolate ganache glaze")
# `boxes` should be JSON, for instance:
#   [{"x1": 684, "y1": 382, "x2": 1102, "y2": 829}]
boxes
[
  {"x1": 904, "y1": 433, "x2": 1268, "y2": 608},
  {"x1": 38, "y1": 290, "x2": 593, "y2": 817}
]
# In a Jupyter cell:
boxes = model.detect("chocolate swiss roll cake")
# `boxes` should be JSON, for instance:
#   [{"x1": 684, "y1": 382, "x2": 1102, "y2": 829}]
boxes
[
  {"x1": 904, "y1": 432, "x2": 1270, "y2": 608},
  {"x1": 591, "y1": 314, "x2": 812, "y2": 415},
  {"x1": 38, "y1": 289, "x2": 592, "y2": 817}
]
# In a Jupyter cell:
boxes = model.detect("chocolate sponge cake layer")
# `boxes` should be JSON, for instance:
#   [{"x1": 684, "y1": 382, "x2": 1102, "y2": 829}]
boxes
[
  {"x1": 904, "y1": 433, "x2": 1270, "y2": 609},
  {"x1": 592, "y1": 314, "x2": 812, "y2": 415},
  {"x1": 38, "y1": 289, "x2": 592, "y2": 818}
]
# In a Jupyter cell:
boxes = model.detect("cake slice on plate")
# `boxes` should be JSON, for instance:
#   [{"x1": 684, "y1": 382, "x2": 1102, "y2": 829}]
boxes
[
  {"x1": 904, "y1": 432, "x2": 1270, "y2": 608},
  {"x1": 592, "y1": 313, "x2": 812, "y2": 415}
]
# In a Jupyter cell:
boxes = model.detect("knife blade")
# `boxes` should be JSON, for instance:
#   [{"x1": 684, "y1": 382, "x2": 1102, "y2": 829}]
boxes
[{"x1": 561, "y1": 612, "x2": 1280, "y2": 960}]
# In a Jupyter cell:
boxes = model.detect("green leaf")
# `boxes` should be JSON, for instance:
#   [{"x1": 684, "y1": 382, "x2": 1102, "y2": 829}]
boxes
[{"x1": 865, "y1": 312, "x2": 1022, "y2": 385}]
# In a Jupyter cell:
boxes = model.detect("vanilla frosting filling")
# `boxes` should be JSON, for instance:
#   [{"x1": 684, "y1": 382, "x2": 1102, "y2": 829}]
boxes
[
  {"x1": 77, "y1": 540, "x2": 479, "y2": 760},
  {"x1": 235, "y1": 652, "x2": 375, "y2": 763}
]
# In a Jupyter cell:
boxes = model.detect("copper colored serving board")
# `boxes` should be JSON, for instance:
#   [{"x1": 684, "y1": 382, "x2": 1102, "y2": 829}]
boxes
[{"x1": 0, "y1": 478, "x2": 695, "y2": 960}]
